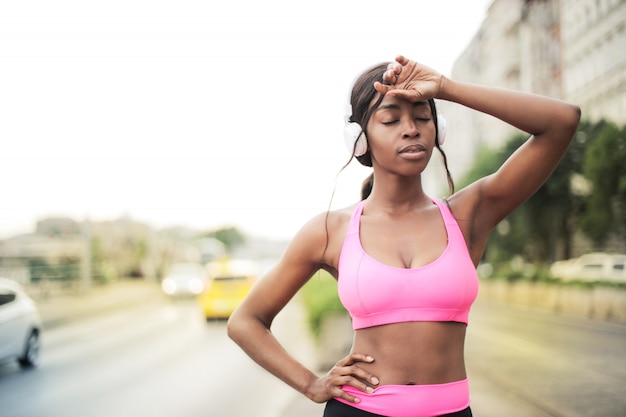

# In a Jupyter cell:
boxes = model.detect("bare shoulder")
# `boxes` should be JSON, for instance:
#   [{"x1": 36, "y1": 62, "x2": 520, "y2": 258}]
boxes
[
  {"x1": 295, "y1": 204, "x2": 355, "y2": 240},
  {"x1": 286, "y1": 203, "x2": 357, "y2": 276},
  {"x1": 445, "y1": 184, "x2": 481, "y2": 226},
  {"x1": 232, "y1": 203, "x2": 360, "y2": 325}
]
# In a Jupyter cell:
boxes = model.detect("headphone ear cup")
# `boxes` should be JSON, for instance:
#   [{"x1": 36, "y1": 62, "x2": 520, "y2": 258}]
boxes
[
  {"x1": 354, "y1": 132, "x2": 368, "y2": 157},
  {"x1": 437, "y1": 113, "x2": 446, "y2": 146},
  {"x1": 344, "y1": 122, "x2": 368, "y2": 156}
]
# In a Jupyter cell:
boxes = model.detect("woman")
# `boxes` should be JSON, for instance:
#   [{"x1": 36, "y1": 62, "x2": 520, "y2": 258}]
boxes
[{"x1": 227, "y1": 55, "x2": 581, "y2": 417}]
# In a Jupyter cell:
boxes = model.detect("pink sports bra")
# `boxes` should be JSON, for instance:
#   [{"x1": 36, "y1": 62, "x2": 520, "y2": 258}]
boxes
[{"x1": 337, "y1": 199, "x2": 479, "y2": 330}]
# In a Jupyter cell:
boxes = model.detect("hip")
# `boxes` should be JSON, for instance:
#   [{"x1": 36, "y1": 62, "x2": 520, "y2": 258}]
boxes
[{"x1": 331, "y1": 378, "x2": 470, "y2": 417}]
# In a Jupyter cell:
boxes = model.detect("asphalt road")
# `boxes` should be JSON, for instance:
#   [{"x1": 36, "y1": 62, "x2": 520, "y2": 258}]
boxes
[
  {"x1": 1, "y1": 292, "x2": 316, "y2": 417},
  {"x1": 466, "y1": 299, "x2": 626, "y2": 417}
]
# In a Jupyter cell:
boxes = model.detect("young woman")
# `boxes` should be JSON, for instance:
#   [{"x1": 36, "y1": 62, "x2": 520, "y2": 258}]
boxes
[{"x1": 227, "y1": 55, "x2": 581, "y2": 417}]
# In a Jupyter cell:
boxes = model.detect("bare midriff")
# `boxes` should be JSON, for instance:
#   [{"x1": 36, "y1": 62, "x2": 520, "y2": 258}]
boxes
[{"x1": 351, "y1": 321, "x2": 467, "y2": 387}]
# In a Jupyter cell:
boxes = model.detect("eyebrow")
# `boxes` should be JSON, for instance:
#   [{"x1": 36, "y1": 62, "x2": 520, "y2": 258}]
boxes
[{"x1": 376, "y1": 100, "x2": 429, "y2": 112}]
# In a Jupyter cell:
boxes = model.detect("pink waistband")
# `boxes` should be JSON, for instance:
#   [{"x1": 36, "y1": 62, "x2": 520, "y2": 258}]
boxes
[{"x1": 335, "y1": 378, "x2": 470, "y2": 417}]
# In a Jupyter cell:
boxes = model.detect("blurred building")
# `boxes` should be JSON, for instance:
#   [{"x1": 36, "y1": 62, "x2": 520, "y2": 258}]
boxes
[
  {"x1": 0, "y1": 233, "x2": 83, "y2": 285},
  {"x1": 428, "y1": 0, "x2": 625, "y2": 193},
  {"x1": 36, "y1": 217, "x2": 81, "y2": 237},
  {"x1": 562, "y1": 0, "x2": 626, "y2": 124},
  {"x1": 0, "y1": 216, "x2": 161, "y2": 285},
  {"x1": 0, "y1": 213, "x2": 283, "y2": 286}
]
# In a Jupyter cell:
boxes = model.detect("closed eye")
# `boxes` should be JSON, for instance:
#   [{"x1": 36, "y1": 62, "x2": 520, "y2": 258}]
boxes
[{"x1": 382, "y1": 120, "x2": 399, "y2": 125}]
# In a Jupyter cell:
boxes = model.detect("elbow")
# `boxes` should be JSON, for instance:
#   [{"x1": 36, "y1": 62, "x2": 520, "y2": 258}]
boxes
[
  {"x1": 226, "y1": 307, "x2": 264, "y2": 346},
  {"x1": 566, "y1": 104, "x2": 582, "y2": 134},
  {"x1": 226, "y1": 309, "x2": 245, "y2": 344},
  {"x1": 573, "y1": 104, "x2": 582, "y2": 120},
  {"x1": 553, "y1": 104, "x2": 581, "y2": 146}
]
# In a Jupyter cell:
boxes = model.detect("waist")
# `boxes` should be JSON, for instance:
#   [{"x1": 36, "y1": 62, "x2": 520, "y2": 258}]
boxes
[
  {"x1": 335, "y1": 378, "x2": 470, "y2": 417},
  {"x1": 352, "y1": 322, "x2": 467, "y2": 385}
]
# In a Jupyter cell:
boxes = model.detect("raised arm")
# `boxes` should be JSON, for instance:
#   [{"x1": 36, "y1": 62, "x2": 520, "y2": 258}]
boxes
[
  {"x1": 376, "y1": 55, "x2": 581, "y2": 256},
  {"x1": 438, "y1": 77, "x2": 581, "y2": 221}
]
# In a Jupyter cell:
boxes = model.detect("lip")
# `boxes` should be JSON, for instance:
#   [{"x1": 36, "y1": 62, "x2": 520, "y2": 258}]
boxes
[
  {"x1": 397, "y1": 143, "x2": 427, "y2": 161},
  {"x1": 398, "y1": 143, "x2": 426, "y2": 154}
]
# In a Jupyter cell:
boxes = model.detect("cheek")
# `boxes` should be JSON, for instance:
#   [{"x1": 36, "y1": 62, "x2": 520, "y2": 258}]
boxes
[
  {"x1": 365, "y1": 127, "x2": 393, "y2": 153},
  {"x1": 425, "y1": 122, "x2": 438, "y2": 142}
]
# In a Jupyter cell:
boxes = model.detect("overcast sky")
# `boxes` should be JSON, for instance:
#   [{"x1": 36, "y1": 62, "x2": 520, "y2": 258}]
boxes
[{"x1": 0, "y1": 0, "x2": 491, "y2": 241}]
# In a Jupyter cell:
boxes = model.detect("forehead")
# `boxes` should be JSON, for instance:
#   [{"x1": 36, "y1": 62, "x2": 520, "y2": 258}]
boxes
[{"x1": 375, "y1": 95, "x2": 430, "y2": 113}]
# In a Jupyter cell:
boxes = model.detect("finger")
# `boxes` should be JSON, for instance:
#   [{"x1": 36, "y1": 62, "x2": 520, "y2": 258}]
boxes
[
  {"x1": 333, "y1": 355, "x2": 379, "y2": 388},
  {"x1": 340, "y1": 353, "x2": 375, "y2": 366},
  {"x1": 385, "y1": 64, "x2": 402, "y2": 82},
  {"x1": 381, "y1": 69, "x2": 398, "y2": 85},
  {"x1": 374, "y1": 81, "x2": 391, "y2": 95},
  {"x1": 338, "y1": 365, "x2": 380, "y2": 388},
  {"x1": 374, "y1": 82, "x2": 411, "y2": 98},
  {"x1": 375, "y1": 83, "x2": 408, "y2": 99},
  {"x1": 387, "y1": 62, "x2": 402, "y2": 75},
  {"x1": 386, "y1": 89, "x2": 422, "y2": 102},
  {"x1": 332, "y1": 380, "x2": 365, "y2": 404},
  {"x1": 337, "y1": 389, "x2": 361, "y2": 404},
  {"x1": 332, "y1": 377, "x2": 376, "y2": 403},
  {"x1": 346, "y1": 378, "x2": 376, "y2": 394},
  {"x1": 395, "y1": 55, "x2": 409, "y2": 66}
]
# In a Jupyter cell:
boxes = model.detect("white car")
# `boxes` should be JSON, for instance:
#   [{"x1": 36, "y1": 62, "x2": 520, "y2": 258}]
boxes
[
  {"x1": 550, "y1": 253, "x2": 626, "y2": 283},
  {"x1": 0, "y1": 278, "x2": 42, "y2": 368}
]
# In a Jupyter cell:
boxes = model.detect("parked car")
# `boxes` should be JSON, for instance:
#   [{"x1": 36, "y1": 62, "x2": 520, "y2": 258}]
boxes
[
  {"x1": 550, "y1": 253, "x2": 626, "y2": 283},
  {"x1": 160, "y1": 263, "x2": 208, "y2": 298},
  {"x1": 0, "y1": 278, "x2": 42, "y2": 368},
  {"x1": 198, "y1": 258, "x2": 258, "y2": 320}
]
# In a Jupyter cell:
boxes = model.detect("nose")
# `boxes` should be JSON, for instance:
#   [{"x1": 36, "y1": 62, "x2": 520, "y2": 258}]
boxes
[{"x1": 401, "y1": 117, "x2": 420, "y2": 139}]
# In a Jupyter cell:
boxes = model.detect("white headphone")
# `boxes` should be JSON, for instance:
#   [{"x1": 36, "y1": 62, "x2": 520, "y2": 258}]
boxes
[{"x1": 344, "y1": 102, "x2": 447, "y2": 156}]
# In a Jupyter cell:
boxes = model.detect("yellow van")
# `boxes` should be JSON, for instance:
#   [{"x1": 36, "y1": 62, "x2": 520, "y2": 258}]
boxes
[{"x1": 198, "y1": 258, "x2": 259, "y2": 320}]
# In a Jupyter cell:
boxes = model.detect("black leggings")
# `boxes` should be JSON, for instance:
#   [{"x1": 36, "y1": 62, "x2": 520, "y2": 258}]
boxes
[{"x1": 323, "y1": 399, "x2": 473, "y2": 417}]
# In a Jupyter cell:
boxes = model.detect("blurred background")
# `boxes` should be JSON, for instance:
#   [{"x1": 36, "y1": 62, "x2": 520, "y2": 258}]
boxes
[{"x1": 1, "y1": 0, "x2": 625, "y2": 416}]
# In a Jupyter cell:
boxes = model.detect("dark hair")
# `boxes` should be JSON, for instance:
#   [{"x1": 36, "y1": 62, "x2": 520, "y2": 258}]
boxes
[
  {"x1": 347, "y1": 63, "x2": 455, "y2": 195},
  {"x1": 361, "y1": 174, "x2": 373, "y2": 200}
]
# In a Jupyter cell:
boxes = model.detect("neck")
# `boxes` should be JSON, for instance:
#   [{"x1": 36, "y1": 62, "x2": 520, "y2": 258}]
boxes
[{"x1": 366, "y1": 174, "x2": 430, "y2": 212}]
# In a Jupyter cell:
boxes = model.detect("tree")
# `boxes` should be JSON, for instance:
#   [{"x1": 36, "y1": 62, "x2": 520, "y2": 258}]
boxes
[
  {"x1": 580, "y1": 121, "x2": 626, "y2": 245},
  {"x1": 521, "y1": 124, "x2": 592, "y2": 261},
  {"x1": 201, "y1": 226, "x2": 246, "y2": 253},
  {"x1": 459, "y1": 119, "x2": 626, "y2": 265}
]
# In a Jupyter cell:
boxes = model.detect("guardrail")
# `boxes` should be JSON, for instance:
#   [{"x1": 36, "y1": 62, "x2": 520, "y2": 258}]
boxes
[
  {"x1": 480, "y1": 279, "x2": 626, "y2": 324},
  {"x1": 0, "y1": 262, "x2": 113, "y2": 300}
]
